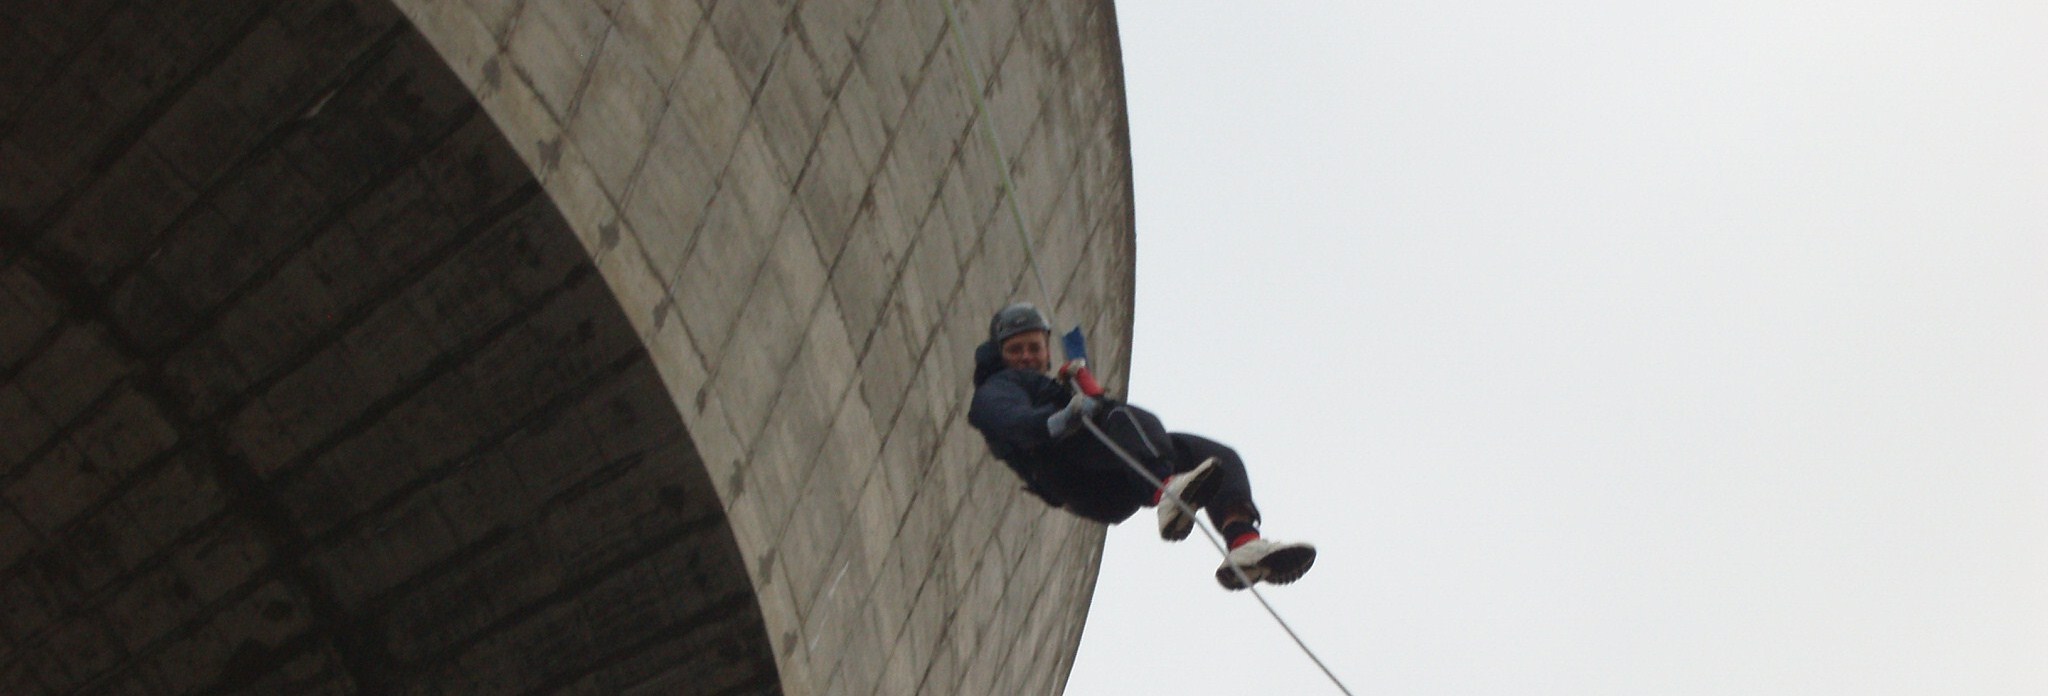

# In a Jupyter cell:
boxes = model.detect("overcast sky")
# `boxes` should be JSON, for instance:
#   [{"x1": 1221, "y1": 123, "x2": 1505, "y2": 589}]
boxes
[{"x1": 1065, "y1": 2, "x2": 2046, "y2": 694}]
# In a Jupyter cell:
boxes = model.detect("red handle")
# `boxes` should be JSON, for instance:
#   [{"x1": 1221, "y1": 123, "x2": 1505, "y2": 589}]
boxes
[{"x1": 1072, "y1": 366, "x2": 1104, "y2": 398}]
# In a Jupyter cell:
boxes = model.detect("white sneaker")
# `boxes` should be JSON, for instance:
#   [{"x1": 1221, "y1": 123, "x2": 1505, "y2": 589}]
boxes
[
  {"x1": 1156, "y1": 457, "x2": 1221, "y2": 541},
  {"x1": 1215, "y1": 538, "x2": 1317, "y2": 590}
]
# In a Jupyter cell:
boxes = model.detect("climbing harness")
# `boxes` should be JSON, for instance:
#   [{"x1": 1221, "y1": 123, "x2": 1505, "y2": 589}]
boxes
[{"x1": 935, "y1": 2, "x2": 1358, "y2": 694}]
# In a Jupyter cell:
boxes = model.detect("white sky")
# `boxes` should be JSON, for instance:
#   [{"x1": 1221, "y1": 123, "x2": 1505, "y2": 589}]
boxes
[{"x1": 1066, "y1": 2, "x2": 2047, "y2": 694}]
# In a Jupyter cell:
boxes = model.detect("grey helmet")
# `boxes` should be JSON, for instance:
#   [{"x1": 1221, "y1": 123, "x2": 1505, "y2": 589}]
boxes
[{"x1": 988, "y1": 302, "x2": 1052, "y2": 344}]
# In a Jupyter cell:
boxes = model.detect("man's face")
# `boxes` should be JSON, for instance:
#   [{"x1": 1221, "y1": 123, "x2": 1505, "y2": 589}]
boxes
[{"x1": 1000, "y1": 331, "x2": 1052, "y2": 373}]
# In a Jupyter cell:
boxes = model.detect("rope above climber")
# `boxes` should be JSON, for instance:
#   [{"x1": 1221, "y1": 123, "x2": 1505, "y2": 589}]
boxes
[{"x1": 967, "y1": 302, "x2": 1318, "y2": 589}]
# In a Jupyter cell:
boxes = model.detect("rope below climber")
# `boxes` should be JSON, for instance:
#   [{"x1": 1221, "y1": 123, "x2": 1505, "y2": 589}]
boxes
[{"x1": 966, "y1": 302, "x2": 1318, "y2": 589}]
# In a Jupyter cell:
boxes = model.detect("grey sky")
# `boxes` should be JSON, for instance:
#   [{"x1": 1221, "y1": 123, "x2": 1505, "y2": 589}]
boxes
[{"x1": 1065, "y1": 2, "x2": 2045, "y2": 694}]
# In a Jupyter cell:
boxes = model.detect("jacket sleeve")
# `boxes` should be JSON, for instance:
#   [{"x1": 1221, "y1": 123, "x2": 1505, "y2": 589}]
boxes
[{"x1": 968, "y1": 375, "x2": 1063, "y2": 458}]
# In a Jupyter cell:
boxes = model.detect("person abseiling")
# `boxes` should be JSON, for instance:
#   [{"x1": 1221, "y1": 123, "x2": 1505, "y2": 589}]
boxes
[{"x1": 967, "y1": 302, "x2": 1316, "y2": 589}]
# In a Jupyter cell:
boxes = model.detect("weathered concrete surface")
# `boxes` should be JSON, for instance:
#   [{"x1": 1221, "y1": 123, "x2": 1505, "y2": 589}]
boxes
[{"x1": 1, "y1": 1, "x2": 1134, "y2": 694}]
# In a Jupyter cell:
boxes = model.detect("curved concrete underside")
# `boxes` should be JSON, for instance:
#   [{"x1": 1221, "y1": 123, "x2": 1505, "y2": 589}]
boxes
[
  {"x1": 2, "y1": 2, "x2": 770, "y2": 693},
  {"x1": 2, "y1": 1, "x2": 1136, "y2": 695}
]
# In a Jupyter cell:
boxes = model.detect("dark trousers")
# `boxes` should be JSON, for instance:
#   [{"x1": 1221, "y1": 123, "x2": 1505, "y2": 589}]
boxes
[{"x1": 1035, "y1": 403, "x2": 1261, "y2": 529}]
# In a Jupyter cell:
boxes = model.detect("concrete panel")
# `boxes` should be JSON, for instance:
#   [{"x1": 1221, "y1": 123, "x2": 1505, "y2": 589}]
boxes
[{"x1": 0, "y1": 0, "x2": 1134, "y2": 693}]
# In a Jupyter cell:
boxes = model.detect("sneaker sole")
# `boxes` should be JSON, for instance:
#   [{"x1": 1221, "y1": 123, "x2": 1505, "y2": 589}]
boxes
[
  {"x1": 1214, "y1": 544, "x2": 1316, "y2": 590},
  {"x1": 1157, "y1": 458, "x2": 1222, "y2": 542},
  {"x1": 1178, "y1": 458, "x2": 1224, "y2": 508},
  {"x1": 1216, "y1": 563, "x2": 1263, "y2": 590},
  {"x1": 1160, "y1": 512, "x2": 1196, "y2": 542},
  {"x1": 1258, "y1": 545, "x2": 1317, "y2": 585}
]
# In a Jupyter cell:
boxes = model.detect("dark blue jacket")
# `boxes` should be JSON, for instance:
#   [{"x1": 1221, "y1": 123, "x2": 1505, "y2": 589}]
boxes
[{"x1": 967, "y1": 340, "x2": 1074, "y2": 502}]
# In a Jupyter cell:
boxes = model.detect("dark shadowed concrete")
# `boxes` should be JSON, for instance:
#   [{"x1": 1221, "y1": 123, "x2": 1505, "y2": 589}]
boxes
[{"x1": 2, "y1": 2, "x2": 770, "y2": 693}]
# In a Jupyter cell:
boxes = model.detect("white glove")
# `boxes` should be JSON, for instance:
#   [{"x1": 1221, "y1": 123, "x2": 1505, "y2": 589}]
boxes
[
  {"x1": 1045, "y1": 394, "x2": 1100, "y2": 437},
  {"x1": 1056, "y1": 359, "x2": 1087, "y2": 382}
]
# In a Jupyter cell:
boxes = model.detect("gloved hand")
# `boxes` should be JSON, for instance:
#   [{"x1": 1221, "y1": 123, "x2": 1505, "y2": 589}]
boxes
[
  {"x1": 1045, "y1": 393, "x2": 1100, "y2": 437},
  {"x1": 1055, "y1": 359, "x2": 1087, "y2": 382},
  {"x1": 1057, "y1": 358, "x2": 1103, "y2": 397}
]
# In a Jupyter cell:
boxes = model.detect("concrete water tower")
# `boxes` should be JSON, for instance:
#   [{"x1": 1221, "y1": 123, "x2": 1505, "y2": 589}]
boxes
[{"x1": 0, "y1": 1, "x2": 1135, "y2": 693}]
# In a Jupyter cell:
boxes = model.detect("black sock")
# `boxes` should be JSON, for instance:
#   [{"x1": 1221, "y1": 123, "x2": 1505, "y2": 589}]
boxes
[{"x1": 1221, "y1": 519, "x2": 1259, "y2": 543}]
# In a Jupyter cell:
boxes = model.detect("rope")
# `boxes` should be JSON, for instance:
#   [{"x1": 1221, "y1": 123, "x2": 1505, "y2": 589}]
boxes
[
  {"x1": 937, "y1": 4, "x2": 1058, "y2": 316},
  {"x1": 1075, "y1": 417, "x2": 1357, "y2": 696},
  {"x1": 935, "y1": 2, "x2": 1357, "y2": 694}
]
